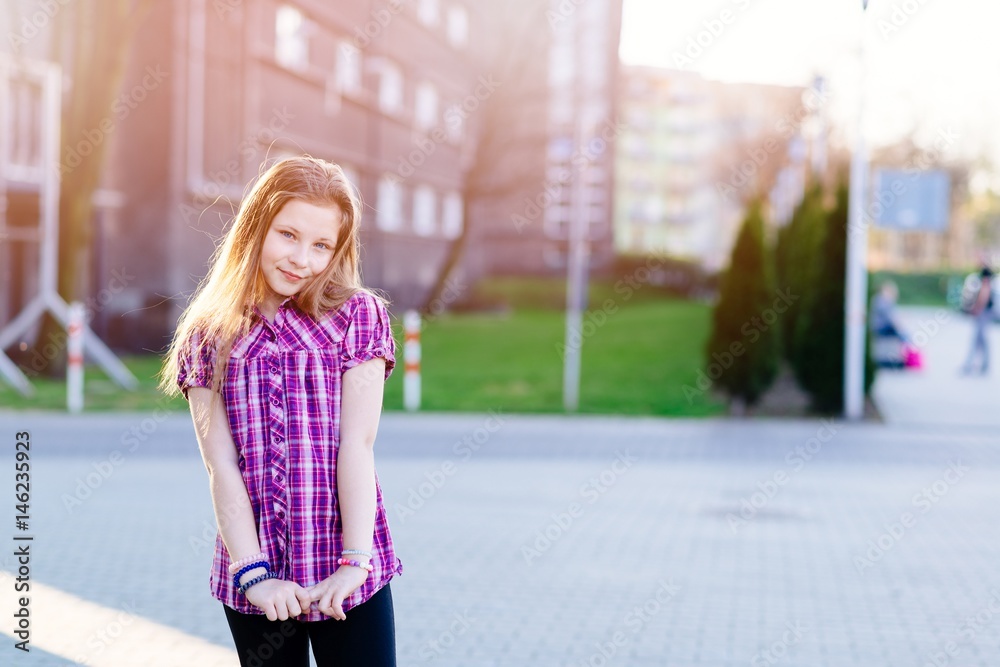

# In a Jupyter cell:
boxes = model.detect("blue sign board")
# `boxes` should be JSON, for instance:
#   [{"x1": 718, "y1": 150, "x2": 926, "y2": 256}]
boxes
[{"x1": 871, "y1": 169, "x2": 951, "y2": 232}]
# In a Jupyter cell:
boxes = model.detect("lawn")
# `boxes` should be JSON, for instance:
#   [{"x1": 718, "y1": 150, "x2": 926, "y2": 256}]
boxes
[{"x1": 0, "y1": 281, "x2": 725, "y2": 417}]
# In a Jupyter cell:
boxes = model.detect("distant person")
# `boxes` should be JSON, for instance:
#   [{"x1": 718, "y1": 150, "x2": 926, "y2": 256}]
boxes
[
  {"x1": 961, "y1": 264, "x2": 994, "y2": 375},
  {"x1": 870, "y1": 280, "x2": 907, "y2": 341},
  {"x1": 160, "y1": 157, "x2": 400, "y2": 666}
]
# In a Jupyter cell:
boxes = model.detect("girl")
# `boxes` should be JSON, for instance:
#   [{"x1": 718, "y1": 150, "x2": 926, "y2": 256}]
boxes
[{"x1": 160, "y1": 156, "x2": 400, "y2": 666}]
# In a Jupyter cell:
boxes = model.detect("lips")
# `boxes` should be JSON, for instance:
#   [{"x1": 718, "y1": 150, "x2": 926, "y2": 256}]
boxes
[{"x1": 280, "y1": 269, "x2": 303, "y2": 282}]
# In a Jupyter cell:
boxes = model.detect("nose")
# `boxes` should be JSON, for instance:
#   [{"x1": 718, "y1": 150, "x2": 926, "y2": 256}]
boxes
[{"x1": 288, "y1": 243, "x2": 308, "y2": 269}]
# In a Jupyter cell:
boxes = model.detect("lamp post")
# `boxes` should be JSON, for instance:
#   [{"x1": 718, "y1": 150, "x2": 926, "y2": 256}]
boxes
[{"x1": 844, "y1": 0, "x2": 871, "y2": 420}]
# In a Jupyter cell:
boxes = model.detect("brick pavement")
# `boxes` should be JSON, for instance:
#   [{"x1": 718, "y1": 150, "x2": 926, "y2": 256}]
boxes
[{"x1": 1, "y1": 411, "x2": 998, "y2": 666}]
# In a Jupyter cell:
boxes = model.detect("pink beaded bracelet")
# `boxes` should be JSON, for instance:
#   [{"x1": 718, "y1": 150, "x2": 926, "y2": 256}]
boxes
[
  {"x1": 336, "y1": 557, "x2": 374, "y2": 573},
  {"x1": 228, "y1": 552, "x2": 267, "y2": 574}
]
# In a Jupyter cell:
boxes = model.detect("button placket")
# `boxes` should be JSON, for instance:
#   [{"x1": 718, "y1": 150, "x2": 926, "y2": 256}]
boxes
[{"x1": 267, "y1": 356, "x2": 289, "y2": 552}]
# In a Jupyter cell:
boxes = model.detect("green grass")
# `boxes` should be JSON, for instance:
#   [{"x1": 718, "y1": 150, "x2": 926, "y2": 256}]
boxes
[
  {"x1": 0, "y1": 355, "x2": 187, "y2": 412},
  {"x1": 871, "y1": 270, "x2": 968, "y2": 307},
  {"x1": 382, "y1": 297, "x2": 724, "y2": 417},
  {"x1": 1, "y1": 279, "x2": 725, "y2": 417}
]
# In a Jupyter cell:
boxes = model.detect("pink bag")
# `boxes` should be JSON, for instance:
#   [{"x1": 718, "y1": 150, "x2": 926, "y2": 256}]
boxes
[{"x1": 902, "y1": 344, "x2": 923, "y2": 369}]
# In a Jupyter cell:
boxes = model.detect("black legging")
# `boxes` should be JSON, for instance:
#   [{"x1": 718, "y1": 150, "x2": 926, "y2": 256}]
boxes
[{"x1": 223, "y1": 583, "x2": 396, "y2": 667}]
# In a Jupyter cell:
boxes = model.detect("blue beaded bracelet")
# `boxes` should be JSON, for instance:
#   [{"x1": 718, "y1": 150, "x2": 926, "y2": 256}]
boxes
[
  {"x1": 238, "y1": 571, "x2": 278, "y2": 595},
  {"x1": 233, "y1": 561, "x2": 270, "y2": 589}
]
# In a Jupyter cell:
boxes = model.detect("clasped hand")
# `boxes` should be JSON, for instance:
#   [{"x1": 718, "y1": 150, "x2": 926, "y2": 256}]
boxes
[{"x1": 244, "y1": 567, "x2": 369, "y2": 622}]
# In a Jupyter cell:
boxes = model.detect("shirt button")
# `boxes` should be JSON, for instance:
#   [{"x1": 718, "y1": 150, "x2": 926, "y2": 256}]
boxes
[
  {"x1": 276, "y1": 509, "x2": 285, "y2": 520},
  {"x1": 271, "y1": 397, "x2": 280, "y2": 407},
  {"x1": 273, "y1": 435, "x2": 283, "y2": 444},
  {"x1": 274, "y1": 473, "x2": 284, "y2": 483},
  {"x1": 270, "y1": 366, "x2": 280, "y2": 374}
]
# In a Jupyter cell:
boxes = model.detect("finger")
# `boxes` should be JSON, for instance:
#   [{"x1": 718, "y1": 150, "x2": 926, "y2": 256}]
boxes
[
  {"x1": 288, "y1": 594, "x2": 303, "y2": 618},
  {"x1": 329, "y1": 593, "x2": 346, "y2": 621},
  {"x1": 319, "y1": 590, "x2": 335, "y2": 616},
  {"x1": 264, "y1": 603, "x2": 277, "y2": 622},
  {"x1": 275, "y1": 601, "x2": 290, "y2": 622}
]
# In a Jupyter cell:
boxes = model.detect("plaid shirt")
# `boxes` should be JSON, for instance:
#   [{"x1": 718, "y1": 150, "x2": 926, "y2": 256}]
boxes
[{"x1": 177, "y1": 290, "x2": 401, "y2": 621}]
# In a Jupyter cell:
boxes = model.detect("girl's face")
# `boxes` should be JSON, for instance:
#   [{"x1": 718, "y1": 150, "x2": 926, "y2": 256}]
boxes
[{"x1": 259, "y1": 199, "x2": 343, "y2": 312}]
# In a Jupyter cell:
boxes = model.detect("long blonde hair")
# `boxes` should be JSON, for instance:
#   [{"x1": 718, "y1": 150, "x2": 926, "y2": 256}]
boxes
[{"x1": 160, "y1": 156, "x2": 380, "y2": 396}]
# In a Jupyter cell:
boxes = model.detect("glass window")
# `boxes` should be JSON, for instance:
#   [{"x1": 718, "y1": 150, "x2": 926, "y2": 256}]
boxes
[
  {"x1": 418, "y1": 0, "x2": 440, "y2": 26},
  {"x1": 442, "y1": 192, "x2": 463, "y2": 239},
  {"x1": 379, "y1": 59, "x2": 404, "y2": 115},
  {"x1": 446, "y1": 5, "x2": 468, "y2": 48},
  {"x1": 275, "y1": 5, "x2": 308, "y2": 71},
  {"x1": 414, "y1": 81, "x2": 439, "y2": 131},
  {"x1": 413, "y1": 186, "x2": 437, "y2": 236},
  {"x1": 336, "y1": 41, "x2": 362, "y2": 96},
  {"x1": 377, "y1": 175, "x2": 404, "y2": 231},
  {"x1": 444, "y1": 103, "x2": 464, "y2": 143}
]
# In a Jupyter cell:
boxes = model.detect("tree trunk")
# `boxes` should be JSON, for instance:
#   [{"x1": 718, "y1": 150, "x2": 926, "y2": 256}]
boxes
[{"x1": 421, "y1": 198, "x2": 473, "y2": 314}]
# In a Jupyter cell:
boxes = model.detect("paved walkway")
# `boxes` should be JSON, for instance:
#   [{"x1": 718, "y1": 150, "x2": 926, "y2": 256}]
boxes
[
  {"x1": 1, "y1": 409, "x2": 998, "y2": 666},
  {"x1": 873, "y1": 305, "x2": 1000, "y2": 428}
]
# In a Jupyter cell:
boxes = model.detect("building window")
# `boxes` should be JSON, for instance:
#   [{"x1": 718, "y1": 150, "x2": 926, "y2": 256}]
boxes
[
  {"x1": 446, "y1": 5, "x2": 468, "y2": 48},
  {"x1": 338, "y1": 164, "x2": 361, "y2": 203},
  {"x1": 444, "y1": 103, "x2": 464, "y2": 143},
  {"x1": 275, "y1": 5, "x2": 309, "y2": 71},
  {"x1": 414, "y1": 81, "x2": 438, "y2": 131},
  {"x1": 442, "y1": 192, "x2": 463, "y2": 239},
  {"x1": 378, "y1": 59, "x2": 404, "y2": 115},
  {"x1": 377, "y1": 175, "x2": 404, "y2": 231},
  {"x1": 418, "y1": 0, "x2": 440, "y2": 26},
  {"x1": 413, "y1": 186, "x2": 437, "y2": 236},
  {"x1": 336, "y1": 41, "x2": 362, "y2": 96}
]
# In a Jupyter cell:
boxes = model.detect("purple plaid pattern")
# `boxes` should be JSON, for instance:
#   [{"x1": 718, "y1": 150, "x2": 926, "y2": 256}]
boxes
[{"x1": 178, "y1": 291, "x2": 401, "y2": 621}]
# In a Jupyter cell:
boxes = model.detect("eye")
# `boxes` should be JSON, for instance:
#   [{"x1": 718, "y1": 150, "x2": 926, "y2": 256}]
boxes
[
  {"x1": 280, "y1": 231, "x2": 294, "y2": 239},
  {"x1": 315, "y1": 242, "x2": 330, "y2": 250}
]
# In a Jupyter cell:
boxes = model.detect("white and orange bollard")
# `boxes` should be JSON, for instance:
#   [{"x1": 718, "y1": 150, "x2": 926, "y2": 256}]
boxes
[
  {"x1": 67, "y1": 301, "x2": 85, "y2": 413},
  {"x1": 403, "y1": 310, "x2": 421, "y2": 411}
]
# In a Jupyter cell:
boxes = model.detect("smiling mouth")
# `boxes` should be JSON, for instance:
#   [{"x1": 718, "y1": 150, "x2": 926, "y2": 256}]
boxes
[{"x1": 280, "y1": 270, "x2": 303, "y2": 282}]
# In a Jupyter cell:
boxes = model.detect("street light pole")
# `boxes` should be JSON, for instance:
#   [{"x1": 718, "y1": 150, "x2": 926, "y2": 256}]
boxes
[{"x1": 844, "y1": 0, "x2": 870, "y2": 420}]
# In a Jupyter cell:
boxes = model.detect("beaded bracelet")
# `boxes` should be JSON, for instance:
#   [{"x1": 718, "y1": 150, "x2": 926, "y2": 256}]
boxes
[
  {"x1": 233, "y1": 561, "x2": 271, "y2": 589},
  {"x1": 228, "y1": 552, "x2": 267, "y2": 574},
  {"x1": 238, "y1": 571, "x2": 278, "y2": 595},
  {"x1": 341, "y1": 549, "x2": 373, "y2": 558},
  {"x1": 336, "y1": 557, "x2": 374, "y2": 573}
]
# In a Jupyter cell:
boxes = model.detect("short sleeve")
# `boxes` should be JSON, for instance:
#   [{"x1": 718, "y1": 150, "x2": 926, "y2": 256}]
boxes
[
  {"x1": 341, "y1": 293, "x2": 397, "y2": 381},
  {"x1": 176, "y1": 330, "x2": 218, "y2": 400}
]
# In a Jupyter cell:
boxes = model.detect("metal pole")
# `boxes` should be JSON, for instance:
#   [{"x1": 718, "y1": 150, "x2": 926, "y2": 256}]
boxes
[
  {"x1": 844, "y1": 1, "x2": 870, "y2": 420},
  {"x1": 562, "y1": 13, "x2": 588, "y2": 412}
]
